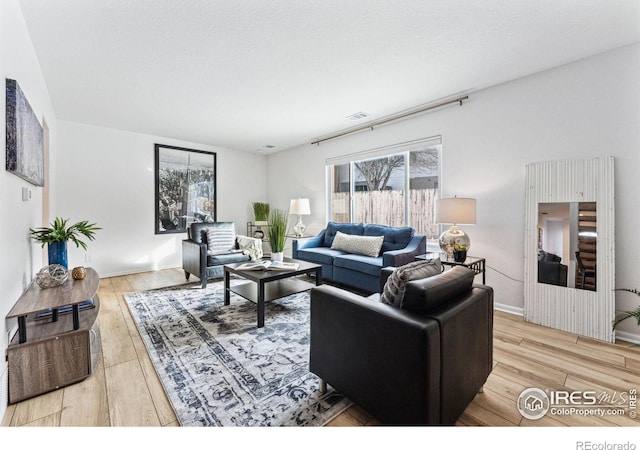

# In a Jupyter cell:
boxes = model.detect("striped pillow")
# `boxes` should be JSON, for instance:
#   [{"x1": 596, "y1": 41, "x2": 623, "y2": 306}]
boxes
[
  {"x1": 380, "y1": 259, "x2": 442, "y2": 307},
  {"x1": 206, "y1": 223, "x2": 237, "y2": 254}
]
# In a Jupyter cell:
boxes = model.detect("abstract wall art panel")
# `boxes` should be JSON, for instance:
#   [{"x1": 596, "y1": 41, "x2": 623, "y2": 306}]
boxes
[{"x1": 6, "y1": 79, "x2": 44, "y2": 186}]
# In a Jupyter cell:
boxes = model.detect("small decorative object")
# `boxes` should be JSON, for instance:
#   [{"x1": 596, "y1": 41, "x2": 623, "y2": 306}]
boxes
[
  {"x1": 72, "y1": 266, "x2": 87, "y2": 280},
  {"x1": 289, "y1": 198, "x2": 311, "y2": 237},
  {"x1": 36, "y1": 264, "x2": 69, "y2": 289},
  {"x1": 453, "y1": 243, "x2": 467, "y2": 263},
  {"x1": 30, "y1": 217, "x2": 101, "y2": 268},
  {"x1": 268, "y1": 208, "x2": 288, "y2": 262},
  {"x1": 253, "y1": 229, "x2": 265, "y2": 239}
]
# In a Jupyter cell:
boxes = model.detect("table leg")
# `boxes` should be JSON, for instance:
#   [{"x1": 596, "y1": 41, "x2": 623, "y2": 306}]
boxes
[
  {"x1": 315, "y1": 267, "x2": 323, "y2": 286},
  {"x1": 72, "y1": 304, "x2": 80, "y2": 330},
  {"x1": 224, "y1": 269, "x2": 230, "y2": 306},
  {"x1": 257, "y1": 280, "x2": 265, "y2": 328}
]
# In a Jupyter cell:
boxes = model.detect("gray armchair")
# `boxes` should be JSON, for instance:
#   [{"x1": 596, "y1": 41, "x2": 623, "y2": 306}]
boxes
[{"x1": 182, "y1": 222, "x2": 262, "y2": 288}]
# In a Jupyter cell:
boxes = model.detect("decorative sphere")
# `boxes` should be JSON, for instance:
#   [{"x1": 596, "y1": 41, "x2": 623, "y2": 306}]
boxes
[
  {"x1": 72, "y1": 266, "x2": 87, "y2": 280},
  {"x1": 438, "y1": 225, "x2": 471, "y2": 257},
  {"x1": 36, "y1": 264, "x2": 69, "y2": 288}
]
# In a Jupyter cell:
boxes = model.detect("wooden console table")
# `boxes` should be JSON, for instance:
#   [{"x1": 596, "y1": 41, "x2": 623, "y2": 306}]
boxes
[{"x1": 5, "y1": 267, "x2": 101, "y2": 403}]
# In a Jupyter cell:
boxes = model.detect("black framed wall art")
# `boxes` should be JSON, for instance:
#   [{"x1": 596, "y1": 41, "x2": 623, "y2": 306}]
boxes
[
  {"x1": 154, "y1": 144, "x2": 217, "y2": 234},
  {"x1": 5, "y1": 78, "x2": 44, "y2": 186}
]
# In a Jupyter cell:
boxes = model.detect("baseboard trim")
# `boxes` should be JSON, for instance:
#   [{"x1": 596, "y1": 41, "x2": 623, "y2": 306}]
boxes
[
  {"x1": 614, "y1": 330, "x2": 640, "y2": 345},
  {"x1": 494, "y1": 302, "x2": 524, "y2": 317},
  {"x1": 494, "y1": 302, "x2": 640, "y2": 344}
]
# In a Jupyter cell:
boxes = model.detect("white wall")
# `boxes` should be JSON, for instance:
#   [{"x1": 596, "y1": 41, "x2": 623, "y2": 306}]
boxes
[
  {"x1": 267, "y1": 43, "x2": 640, "y2": 339},
  {"x1": 0, "y1": 0, "x2": 60, "y2": 421},
  {"x1": 56, "y1": 121, "x2": 269, "y2": 277}
]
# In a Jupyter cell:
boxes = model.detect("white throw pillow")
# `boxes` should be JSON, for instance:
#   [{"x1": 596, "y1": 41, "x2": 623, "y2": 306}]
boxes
[
  {"x1": 330, "y1": 231, "x2": 384, "y2": 258},
  {"x1": 206, "y1": 224, "x2": 237, "y2": 254},
  {"x1": 380, "y1": 259, "x2": 442, "y2": 307}
]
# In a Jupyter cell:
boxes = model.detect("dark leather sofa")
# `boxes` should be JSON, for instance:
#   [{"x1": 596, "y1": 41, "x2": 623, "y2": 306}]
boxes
[{"x1": 309, "y1": 266, "x2": 493, "y2": 425}]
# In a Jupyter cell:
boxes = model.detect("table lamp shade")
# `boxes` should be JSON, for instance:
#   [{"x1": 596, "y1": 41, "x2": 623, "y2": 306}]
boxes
[
  {"x1": 435, "y1": 197, "x2": 476, "y2": 225},
  {"x1": 289, "y1": 198, "x2": 311, "y2": 215}
]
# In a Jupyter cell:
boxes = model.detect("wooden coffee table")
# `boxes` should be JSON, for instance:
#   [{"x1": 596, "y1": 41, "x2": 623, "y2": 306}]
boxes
[{"x1": 224, "y1": 258, "x2": 322, "y2": 328}]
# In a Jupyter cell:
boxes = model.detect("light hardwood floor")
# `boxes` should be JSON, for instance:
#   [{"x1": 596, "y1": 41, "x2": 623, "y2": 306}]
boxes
[{"x1": 2, "y1": 267, "x2": 640, "y2": 427}]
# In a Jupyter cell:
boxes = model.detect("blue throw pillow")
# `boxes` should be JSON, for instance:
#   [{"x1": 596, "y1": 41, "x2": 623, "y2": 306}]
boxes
[
  {"x1": 364, "y1": 224, "x2": 414, "y2": 253},
  {"x1": 323, "y1": 222, "x2": 364, "y2": 247}
]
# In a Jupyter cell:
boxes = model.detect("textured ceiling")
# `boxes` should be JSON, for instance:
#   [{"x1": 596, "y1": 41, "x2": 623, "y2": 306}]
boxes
[{"x1": 17, "y1": 0, "x2": 640, "y2": 153}]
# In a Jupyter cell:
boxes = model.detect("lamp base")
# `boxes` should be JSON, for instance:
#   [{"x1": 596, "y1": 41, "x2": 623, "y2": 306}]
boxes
[
  {"x1": 438, "y1": 225, "x2": 470, "y2": 257},
  {"x1": 293, "y1": 216, "x2": 305, "y2": 237}
]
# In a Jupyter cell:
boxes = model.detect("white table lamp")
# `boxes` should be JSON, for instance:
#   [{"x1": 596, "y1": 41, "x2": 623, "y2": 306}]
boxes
[{"x1": 289, "y1": 198, "x2": 311, "y2": 237}]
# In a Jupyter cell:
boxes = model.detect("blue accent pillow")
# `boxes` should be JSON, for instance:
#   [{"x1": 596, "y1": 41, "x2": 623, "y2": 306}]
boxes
[
  {"x1": 364, "y1": 224, "x2": 414, "y2": 253},
  {"x1": 323, "y1": 222, "x2": 364, "y2": 247}
]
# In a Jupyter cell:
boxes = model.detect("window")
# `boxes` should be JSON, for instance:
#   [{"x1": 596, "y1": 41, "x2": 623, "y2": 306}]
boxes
[{"x1": 326, "y1": 137, "x2": 440, "y2": 238}]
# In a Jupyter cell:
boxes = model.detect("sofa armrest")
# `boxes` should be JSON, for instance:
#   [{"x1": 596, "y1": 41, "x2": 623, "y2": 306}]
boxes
[
  {"x1": 310, "y1": 284, "x2": 441, "y2": 424},
  {"x1": 426, "y1": 285, "x2": 494, "y2": 424},
  {"x1": 292, "y1": 229, "x2": 325, "y2": 258},
  {"x1": 182, "y1": 239, "x2": 207, "y2": 279},
  {"x1": 382, "y1": 234, "x2": 427, "y2": 267}
]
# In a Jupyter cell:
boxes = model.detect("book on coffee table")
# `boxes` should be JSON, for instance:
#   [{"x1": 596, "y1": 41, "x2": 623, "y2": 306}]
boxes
[{"x1": 236, "y1": 260, "x2": 300, "y2": 271}]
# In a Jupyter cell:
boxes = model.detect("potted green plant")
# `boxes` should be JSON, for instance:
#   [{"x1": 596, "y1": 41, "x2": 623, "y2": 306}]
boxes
[
  {"x1": 30, "y1": 217, "x2": 101, "y2": 268},
  {"x1": 612, "y1": 288, "x2": 640, "y2": 331},
  {"x1": 253, "y1": 202, "x2": 270, "y2": 226},
  {"x1": 268, "y1": 208, "x2": 288, "y2": 262},
  {"x1": 453, "y1": 243, "x2": 468, "y2": 263}
]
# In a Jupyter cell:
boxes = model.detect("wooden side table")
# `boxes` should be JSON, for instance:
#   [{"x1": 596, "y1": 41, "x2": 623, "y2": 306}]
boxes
[
  {"x1": 416, "y1": 252, "x2": 486, "y2": 284},
  {"x1": 5, "y1": 267, "x2": 101, "y2": 403}
]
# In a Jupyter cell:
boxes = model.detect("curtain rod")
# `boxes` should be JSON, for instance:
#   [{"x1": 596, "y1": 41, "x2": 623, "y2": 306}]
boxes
[{"x1": 310, "y1": 95, "x2": 469, "y2": 146}]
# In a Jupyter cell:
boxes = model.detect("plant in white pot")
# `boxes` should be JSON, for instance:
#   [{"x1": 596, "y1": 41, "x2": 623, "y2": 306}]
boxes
[{"x1": 268, "y1": 208, "x2": 288, "y2": 262}]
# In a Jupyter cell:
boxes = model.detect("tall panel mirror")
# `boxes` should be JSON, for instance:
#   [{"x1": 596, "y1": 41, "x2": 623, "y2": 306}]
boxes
[
  {"x1": 524, "y1": 156, "x2": 615, "y2": 343},
  {"x1": 537, "y1": 202, "x2": 597, "y2": 291}
]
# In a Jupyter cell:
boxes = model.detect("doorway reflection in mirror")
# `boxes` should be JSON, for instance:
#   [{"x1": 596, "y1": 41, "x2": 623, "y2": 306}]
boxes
[{"x1": 537, "y1": 202, "x2": 596, "y2": 291}]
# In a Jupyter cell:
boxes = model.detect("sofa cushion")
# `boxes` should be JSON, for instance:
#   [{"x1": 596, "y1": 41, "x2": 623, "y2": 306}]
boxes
[
  {"x1": 207, "y1": 223, "x2": 237, "y2": 254},
  {"x1": 323, "y1": 222, "x2": 364, "y2": 247},
  {"x1": 364, "y1": 224, "x2": 414, "y2": 253},
  {"x1": 400, "y1": 266, "x2": 475, "y2": 314},
  {"x1": 207, "y1": 251, "x2": 249, "y2": 266},
  {"x1": 333, "y1": 253, "x2": 383, "y2": 277},
  {"x1": 297, "y1": 247, "x2": 345, "y2": 265},
  {"x1": 380, "y1": 259, "x2": 442, "y2": 307},
  {"x1": 331, "y1": 231, "x2": 384, "y2": 257}
]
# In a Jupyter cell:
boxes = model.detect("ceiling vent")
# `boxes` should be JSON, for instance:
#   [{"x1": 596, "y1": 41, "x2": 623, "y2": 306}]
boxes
[
  {"x1": 256, "y1": 145, "x2": 275, "y2": 152},
  {"x1": 346, "y1": 111, "x2": 370, "y2": 121}
]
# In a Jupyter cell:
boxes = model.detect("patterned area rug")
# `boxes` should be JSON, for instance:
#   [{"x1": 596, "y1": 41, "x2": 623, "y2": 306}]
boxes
[{"x1": 124, "y1": 279, "x2": 351, "y2": 426}]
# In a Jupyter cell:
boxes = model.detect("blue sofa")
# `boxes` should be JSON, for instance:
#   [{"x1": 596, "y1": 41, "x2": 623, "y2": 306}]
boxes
[{"x1": 292, "y1": 222, "x2": 426, "y2": 293}]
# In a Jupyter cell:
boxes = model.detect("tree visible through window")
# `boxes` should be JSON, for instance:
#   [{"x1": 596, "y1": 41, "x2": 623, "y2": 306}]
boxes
[{"x1": 327, "y1": 141, "x2": 440, "y2": 238}]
